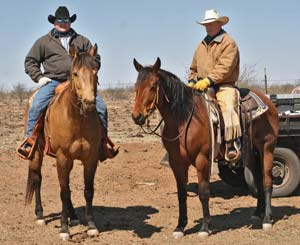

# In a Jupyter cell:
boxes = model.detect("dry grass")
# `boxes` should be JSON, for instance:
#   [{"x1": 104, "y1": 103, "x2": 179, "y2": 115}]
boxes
[
  {"x1": 238, "y1": 82, "x2": 295, "y2": 94},
  {"x1": 99, "y1": 87, "x2": 134, "y2": 101}
]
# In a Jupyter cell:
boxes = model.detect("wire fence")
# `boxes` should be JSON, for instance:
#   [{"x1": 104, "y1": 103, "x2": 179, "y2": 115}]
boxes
[
  {"x1": 1, "y1": 78, "x2": 300, "y2": 93},
  {"x1": 98, "y1": 82, "x2": 135, "y2": 90},
  {"x1": 98, "y1": 79, "x2": 300, "y2": 90}
]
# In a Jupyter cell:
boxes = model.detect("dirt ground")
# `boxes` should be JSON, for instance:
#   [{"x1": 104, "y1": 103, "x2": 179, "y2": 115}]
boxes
[{"x1": 1, "y1": 95, "x2": 300, "y2": 245}]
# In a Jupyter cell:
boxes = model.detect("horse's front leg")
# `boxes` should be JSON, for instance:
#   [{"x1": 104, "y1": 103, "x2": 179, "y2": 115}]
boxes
[
  {"x1": 196, "y1": 154, "x2": 211, "y2": 238},
  {"x1": 56, "y1": 155, "x2": 74, "y2": 241},
  {"x1": 83, "y1": 159, "x2": 99, "y2": 236},
  {"x1": 169, "y1": 158, "x2": 188, "y2": 238}
]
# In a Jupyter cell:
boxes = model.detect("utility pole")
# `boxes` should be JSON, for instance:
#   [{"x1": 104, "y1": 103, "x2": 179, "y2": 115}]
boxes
[{"x1": 264, "y1": 67, "x2": 268, "y2": 94}]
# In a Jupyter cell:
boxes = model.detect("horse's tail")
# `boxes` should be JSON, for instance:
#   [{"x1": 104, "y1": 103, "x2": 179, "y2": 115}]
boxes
[
  {"x1": 25, "y1": 168, "x2": 35, "y2": 204},
  {"x1": 25, "y1": 163, "x2": 43, "y2": 205}
]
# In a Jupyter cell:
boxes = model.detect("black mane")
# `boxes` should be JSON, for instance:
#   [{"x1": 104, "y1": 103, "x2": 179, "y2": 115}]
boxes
[{"x1": 137, "y1": 67, "x2": 194, "y2": 123}]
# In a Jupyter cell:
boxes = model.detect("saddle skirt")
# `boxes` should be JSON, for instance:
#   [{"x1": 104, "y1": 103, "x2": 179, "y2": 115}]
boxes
[{"x1": 205, "y1": 87, "x2": 269, "y2": 164}]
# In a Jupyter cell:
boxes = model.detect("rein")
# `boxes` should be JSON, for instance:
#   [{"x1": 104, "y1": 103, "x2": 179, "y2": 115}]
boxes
[{"x1": 140, "y1": 85, "x2": 195, "y2": 142}]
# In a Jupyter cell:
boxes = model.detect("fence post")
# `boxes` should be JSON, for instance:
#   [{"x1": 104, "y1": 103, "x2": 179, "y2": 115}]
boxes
[{"x1": 264, "y1": 67, "x2": 268, "y2": 94}]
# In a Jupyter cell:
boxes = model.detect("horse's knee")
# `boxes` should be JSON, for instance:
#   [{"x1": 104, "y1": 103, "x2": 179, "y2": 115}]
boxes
[
  {"x1": 198, "y1": 189, "x2": 209, "y2": 201},
  {"x1": 84, "y1": 189, "x2": 94, "y2": 201},
  {"x1": 60, "y1": 189, "x2": 71, "y2": 201}
]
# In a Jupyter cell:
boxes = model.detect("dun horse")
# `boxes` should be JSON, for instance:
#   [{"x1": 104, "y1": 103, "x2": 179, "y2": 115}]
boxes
[
  {"x1": 132, "y1": 58, "x2": 279, "y2": 238},
  {"x1": 25, "y1": 45, "x2": 102, "y2": 240}
]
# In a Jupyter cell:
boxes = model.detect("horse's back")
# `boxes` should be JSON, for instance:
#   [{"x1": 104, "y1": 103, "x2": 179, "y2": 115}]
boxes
[{"x1": 246, "y1": 89, "x2": 279, "y2": 145}]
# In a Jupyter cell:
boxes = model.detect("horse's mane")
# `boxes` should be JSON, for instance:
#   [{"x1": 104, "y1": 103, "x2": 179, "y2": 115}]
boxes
[
  {"x1": 138, "y1": 67, "x2": 194, "y2": 123},
  {"x1": 72, "y1": 53, "x2": 97, "y2": 69}
]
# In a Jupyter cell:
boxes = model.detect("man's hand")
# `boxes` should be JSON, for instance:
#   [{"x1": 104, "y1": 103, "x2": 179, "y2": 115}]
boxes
[
  {"x1": 38, "y1": 77, "x2": 51, "y2": 86},
  {"x1": 194, "y1": 78, "x2": 211, "y2": 91}
]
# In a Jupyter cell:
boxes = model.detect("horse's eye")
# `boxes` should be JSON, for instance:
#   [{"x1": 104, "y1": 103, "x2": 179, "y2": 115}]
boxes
[{"x1": 73, "y1": 72, "x2": 78, "y2": 77}]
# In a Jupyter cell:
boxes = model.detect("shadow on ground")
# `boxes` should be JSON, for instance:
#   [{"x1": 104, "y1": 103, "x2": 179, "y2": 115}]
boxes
[
  {"x1": 187, "y1": 180, "x2": 249, "y2": 199},
  {"x1": 185, "y1": 205, "x2": 300, "y2": 235},
  {"x1": 45, "y1": 205, "x2": 162, "y2": 239}
]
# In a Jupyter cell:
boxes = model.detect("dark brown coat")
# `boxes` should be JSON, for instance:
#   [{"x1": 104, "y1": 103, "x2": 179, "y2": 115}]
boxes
[{"x1": 25, "y1": 28, "x2": 100, "y2": 83}]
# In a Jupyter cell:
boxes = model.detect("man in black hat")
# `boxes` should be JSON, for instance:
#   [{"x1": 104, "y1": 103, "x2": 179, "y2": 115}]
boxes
[{"x1": 18, "y1": 6, "x2": 119, "y2": 161}]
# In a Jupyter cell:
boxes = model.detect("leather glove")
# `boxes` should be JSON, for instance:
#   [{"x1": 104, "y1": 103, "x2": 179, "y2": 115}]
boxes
[
  {"x1": 38, "y1": 77, "x2": 52, "y2": 86},
  {"x1": 194, "y1": 78, "x2": 211, "y2": 91},
  {"x1": 187, "y1": 80, "x2": 196, "y2": 88}
]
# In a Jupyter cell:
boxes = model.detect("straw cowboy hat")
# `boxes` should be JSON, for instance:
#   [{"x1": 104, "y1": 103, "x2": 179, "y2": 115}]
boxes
[
  {"x1": 197, "y1": 9, "x2": 229, "y2": 26},
  {"x1": 48, "y1": 6, "x2": 77, "y2": 24}
]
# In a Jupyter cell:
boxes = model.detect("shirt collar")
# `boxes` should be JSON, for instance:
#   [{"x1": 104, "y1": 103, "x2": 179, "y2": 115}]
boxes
[
  {"x1": 51, "y1": 28, "x2": 76, "y2": 38},
  {"x1": 204, "y1": 29, "x2": 226, "y2": 44}
]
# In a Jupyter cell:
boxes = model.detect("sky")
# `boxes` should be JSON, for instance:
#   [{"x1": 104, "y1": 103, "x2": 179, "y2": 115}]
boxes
[{"x1": 0, "y1": 0, "x2": 299, "y2": 90}]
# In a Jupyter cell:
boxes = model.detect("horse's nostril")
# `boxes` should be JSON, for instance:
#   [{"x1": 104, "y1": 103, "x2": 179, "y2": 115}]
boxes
[{"x1": 132, "y1": 113, "x2": 145, "y2": 125}]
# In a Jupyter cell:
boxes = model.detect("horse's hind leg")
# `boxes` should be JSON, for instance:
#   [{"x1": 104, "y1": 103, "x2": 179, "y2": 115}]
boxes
[
  {"x1": 251, "y1": 150, "x2": 266, "y2": 219},
  {"x1": 25, "y1": 147, "x2": 44, "y2": 225},
  {"x1": 56, "y1": 156, "x2": 74, "y2": 241},
  {"x1": 259, "y1": 140, "x2": 276, "y2": 231},
  {"x1": 169, "y1": 159, "x2": 188, "y2": 238},
  {"x1": 83, "y1": 160, "x2": 99, "y2": 236}
]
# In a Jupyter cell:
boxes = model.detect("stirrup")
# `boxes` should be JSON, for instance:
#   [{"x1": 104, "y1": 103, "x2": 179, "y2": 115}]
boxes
[
  {"x1": 99, "y1": 137, "x2": 120, "y2": 162},
  {"x1": 16, "y1": 138, "x2": 36, "y2": 160},
  {"x1": 224, "y1": 140, "x2": 241, "y2": 163}
]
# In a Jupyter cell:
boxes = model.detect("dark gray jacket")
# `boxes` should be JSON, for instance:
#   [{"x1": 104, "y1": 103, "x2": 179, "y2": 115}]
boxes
[{"x1": 25, "y1": 28, "x2": 101, "y2": 83}]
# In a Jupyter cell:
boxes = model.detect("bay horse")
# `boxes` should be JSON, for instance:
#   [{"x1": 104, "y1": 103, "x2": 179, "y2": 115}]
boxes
[
  {"x1": 25, "y1": 44, "x2": 102, "y2": 240},
  {"x1": 131, "y1": 58, "x2": 279, "y2": 238}
]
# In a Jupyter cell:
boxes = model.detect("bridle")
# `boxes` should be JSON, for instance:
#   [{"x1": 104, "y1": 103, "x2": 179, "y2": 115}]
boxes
[
  {"x1": 69, "y1": 70, "x2": 99, "y2": 117},
  {"x1": 140, "y1": 83, "x2": 195, "y2": 142}
]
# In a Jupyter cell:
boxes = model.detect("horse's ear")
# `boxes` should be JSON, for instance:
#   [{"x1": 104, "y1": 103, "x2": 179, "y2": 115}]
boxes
[
  {"x1": 89, "y1": 43, "x2": 98, "y2": 57},
  {"x1": 69, "y1": 44, "x2": 78, "y2": 59},
  {"x1": 133, "y1": 58, "x2": 143, "y2": 72},
  {"x1": 152, "y1": 57, "x2": 161, "y2": 73}
]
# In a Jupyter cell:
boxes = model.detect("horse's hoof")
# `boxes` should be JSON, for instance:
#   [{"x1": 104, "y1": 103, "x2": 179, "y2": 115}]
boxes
[
  {"x1": 173, "y1": 231, "x2": 184, "y2": 239},
  {"x1": 198, "y1": 231, "x2": 209, "y2": 238},
  {"x1": 36, "y1": 219, "x2": 46, "y2": 225},
  {"x1": 59, "y1": 232, "x2": 70, "y2": 241},
  {"x1": 263, "y1": 223, "x2": 273, "y2": 231},
  {"x1": 87, "y1": 228, "x2": 99, "y2": 236},
  {"x1": 70, "y1": 219, "x2": 80, "y2": 226}
]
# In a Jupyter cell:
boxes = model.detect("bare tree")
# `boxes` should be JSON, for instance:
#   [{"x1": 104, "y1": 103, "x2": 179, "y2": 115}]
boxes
[
  {"x1": 237, "y1": 64, "x2": 258, "y2": 86},
  {"x1": 12, "y1": 82, "x2": 27, "y2": 105},
  {"x1": 0, "y1": 83, "x2": 7, "y2": 101}
]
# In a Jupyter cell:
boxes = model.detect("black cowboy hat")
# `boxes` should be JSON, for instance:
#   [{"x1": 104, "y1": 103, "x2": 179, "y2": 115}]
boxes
[{"x1": 48, "y1": 6, "x2": 77, "y2": 24}]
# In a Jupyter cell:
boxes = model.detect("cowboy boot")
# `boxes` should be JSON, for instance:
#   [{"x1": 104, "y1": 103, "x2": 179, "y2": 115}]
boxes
[
  {"x1": 99, "y1": 136, "x2": 119, "y2": 162},
  {"x1": 225, "y1": 138, "x2": 241, "y2": 162},
  {"x1": 160, "y1": 152, "x2": 170, "y2": 167}
]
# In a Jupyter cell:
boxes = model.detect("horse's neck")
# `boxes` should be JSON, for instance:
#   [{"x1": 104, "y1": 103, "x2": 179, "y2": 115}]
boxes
[
  {"x1": 157, "y1": 83, "x2": 194, "y2": 126},
  {"x1": 156, "y1": 98, "x2": 181, "y2": 130},
  {"x1": 60, "y1": 87, "x2": 82, "y2": 118}
]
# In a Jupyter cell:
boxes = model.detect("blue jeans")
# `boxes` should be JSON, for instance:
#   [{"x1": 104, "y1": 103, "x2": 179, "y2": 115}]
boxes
[{"x1": 26, "y1": 80, "x2": 108, "y2": 137}]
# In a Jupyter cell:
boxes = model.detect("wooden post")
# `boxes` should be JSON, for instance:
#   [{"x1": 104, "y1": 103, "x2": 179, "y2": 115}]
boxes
[{"x1": 264, "y1": 67, "x2": 268, "y2": 94}]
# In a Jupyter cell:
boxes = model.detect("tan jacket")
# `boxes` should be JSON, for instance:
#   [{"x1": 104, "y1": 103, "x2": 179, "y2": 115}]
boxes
[{"x1": 189, "y1": 32, "x2": 239, "y2": 86}]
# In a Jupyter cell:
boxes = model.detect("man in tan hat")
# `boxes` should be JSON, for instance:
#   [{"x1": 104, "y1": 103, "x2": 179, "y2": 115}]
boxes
[
  {"x1": 17, "y1": 6, "x2": 119, "y2": 161},
  {"x1": 188, "y1": 9, "x2": 241, "y2": 161}
]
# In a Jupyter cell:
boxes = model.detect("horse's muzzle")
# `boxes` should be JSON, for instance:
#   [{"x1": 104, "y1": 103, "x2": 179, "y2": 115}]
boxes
[
  {"x1": 82, "y1": 99, "x2": 96, "y2": 111},
  {"x1": 132, "y1": 113, "x2": 146, "y2": 125}
]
